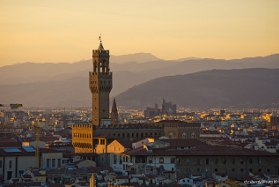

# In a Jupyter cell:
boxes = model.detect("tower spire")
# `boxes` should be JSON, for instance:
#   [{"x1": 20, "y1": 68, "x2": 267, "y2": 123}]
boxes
[
  {"x1": 111, "y1": 98, "x2": 118, "y2": 126},
  {"x1": 99, "y1": 34, "x2": 102, "y2": 43},
  {"x1": 98, "y1": 34, "x2": 104, "y2": 51}
]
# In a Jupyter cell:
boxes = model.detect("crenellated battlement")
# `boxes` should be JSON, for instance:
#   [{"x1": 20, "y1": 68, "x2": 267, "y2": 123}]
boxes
[
  {"x1": 89, "y1": 72, "x2": 112, "y2": 76},
  {"x1": 72, "y1": 123, "x2": 92, "y2": 129},
  {"x1": 92, "y1": 49, "x2": 109, "y2": 54},
  {"x1": 94, "y1": 123, "x2": 163, "y2": 130}
]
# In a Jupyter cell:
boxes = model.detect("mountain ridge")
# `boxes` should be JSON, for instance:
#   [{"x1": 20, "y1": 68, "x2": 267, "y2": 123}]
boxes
[
  {"x1": 0, "y1": 68, "x2": 278, "y2": 109},
  {"x1": 0, "y1": 53, "x2": 279, "y2": 109},
  {"x1": 115, "y1": 68, "x2": 279, "y2": 109}
]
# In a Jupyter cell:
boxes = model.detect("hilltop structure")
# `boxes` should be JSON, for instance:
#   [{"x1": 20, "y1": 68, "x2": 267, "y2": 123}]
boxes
[{"x1": 144, "y1": 98, "x2": 177, "y2": 118}]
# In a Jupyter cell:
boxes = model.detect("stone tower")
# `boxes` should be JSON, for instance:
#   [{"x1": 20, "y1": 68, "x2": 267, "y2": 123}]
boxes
[
  {"x1": 111, "y1": 98, "x2": 118, "y2": 125},
  {"x1": 89, "y1": 37, "x2": 112, "y2": 125}
]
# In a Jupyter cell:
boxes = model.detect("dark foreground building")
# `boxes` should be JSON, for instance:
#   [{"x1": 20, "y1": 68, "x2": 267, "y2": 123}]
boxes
[{"x1": 123, "y1": 139, "x2": 278, "y2": 179}]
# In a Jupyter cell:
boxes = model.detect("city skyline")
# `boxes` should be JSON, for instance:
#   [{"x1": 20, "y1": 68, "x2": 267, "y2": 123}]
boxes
[{"x1": 1, "y1": 0, "x2": 279, "y2": 67}]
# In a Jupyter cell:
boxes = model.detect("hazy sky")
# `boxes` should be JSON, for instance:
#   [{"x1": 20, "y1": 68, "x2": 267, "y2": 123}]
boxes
[{"x1": 0, "y1": 0, "x2": 278, "y2": 67}]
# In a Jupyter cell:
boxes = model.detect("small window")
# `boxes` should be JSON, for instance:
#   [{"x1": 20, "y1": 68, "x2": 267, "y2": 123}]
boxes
[
  {"x1": 46, "y1": 159, "x2": 50, "y2": 168},
  {"x1": 52, "y1": 159, "x2": 56, "y2": 167},
  {"x1": 58, "y1": 159, "x2": 61, "y2": 168},
  {"x1": 159, "y1": 157, "x2": 164, "y2": 163},
  {"x1": 191, "y1": 132, "x2": 196, "y2": 138}
]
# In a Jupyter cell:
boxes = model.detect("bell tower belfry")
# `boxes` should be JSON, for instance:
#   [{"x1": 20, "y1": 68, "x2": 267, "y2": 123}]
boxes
[{"x1": 89, "y1": 36, "x2": 112, "y2": 125}]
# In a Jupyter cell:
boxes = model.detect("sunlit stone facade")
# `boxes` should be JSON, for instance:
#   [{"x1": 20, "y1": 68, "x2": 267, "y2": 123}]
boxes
[{"x1": 72, "y1": 123, "x2": 94, "y2": 153}]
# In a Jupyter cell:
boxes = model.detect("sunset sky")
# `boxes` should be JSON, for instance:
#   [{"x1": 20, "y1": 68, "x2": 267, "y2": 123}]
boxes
[{"x1": 0, "y1": 0, "x2": 278, "y2": 67}]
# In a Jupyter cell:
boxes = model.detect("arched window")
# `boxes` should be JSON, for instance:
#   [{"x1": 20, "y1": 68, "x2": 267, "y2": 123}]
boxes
[
  {"x1": 191, "y1": 132, "x2": 196, "y2": 138},
  {"x1": 171, "y1": 157, "x2": 175, "y2": 164},
  {"x1": 159, "y1": 157, "x2": 164, "y2": 163},
  {"x1": 182, "y1": 132, "x2": 187, "y2": 139},
  {"x1": 169, "y1": 132, "x2": 173, "y2": 138}
]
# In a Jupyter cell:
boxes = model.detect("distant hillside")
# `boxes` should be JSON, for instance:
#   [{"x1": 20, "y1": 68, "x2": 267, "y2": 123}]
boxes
[
  {"x1": 1, "y1": 54, "x2": 279, "y2": 97},
  {"x1": 115, "y1": 68, "x2": 279, "y2": 109},
  {"x1": 0, "y1": 53, "x2": 279, "y2": 108},
  {"x1": 0, "y1": 77, "x2": 90, "y2": 107},
  {"x1": 110, "y1": 52, "x2": 162, "y2": 64},
  {"x1": 0, "y1": 68, "x2": 278, "y2": 109}
]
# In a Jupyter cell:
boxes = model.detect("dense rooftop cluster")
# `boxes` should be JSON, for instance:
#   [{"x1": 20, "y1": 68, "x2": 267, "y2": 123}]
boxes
[{"x1": 0, "y1": 108, "x2": 279, "y2": 187}]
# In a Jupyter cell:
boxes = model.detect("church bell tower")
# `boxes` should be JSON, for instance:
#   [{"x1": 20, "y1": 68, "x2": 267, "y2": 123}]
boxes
[{"x1": 89, "y1": 36, "x2": 112, "y2": 125}]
